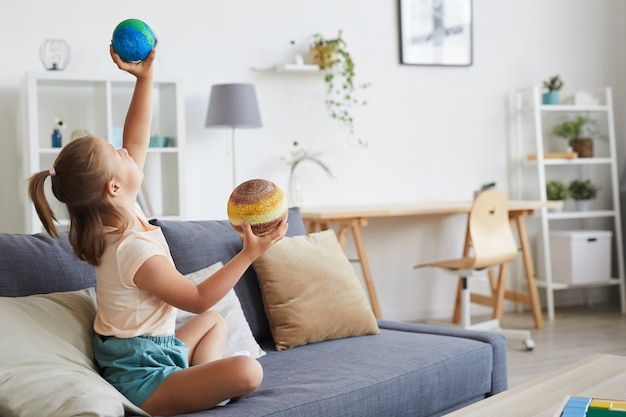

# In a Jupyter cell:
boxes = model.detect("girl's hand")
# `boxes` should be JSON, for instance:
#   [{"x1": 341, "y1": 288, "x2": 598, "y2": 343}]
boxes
[
  {"x1": 109, "y1": 44, "x2": 155, "y2": 79},
  {"x1": 240, "y1": 218, "x2": 288, "y2": 262}
]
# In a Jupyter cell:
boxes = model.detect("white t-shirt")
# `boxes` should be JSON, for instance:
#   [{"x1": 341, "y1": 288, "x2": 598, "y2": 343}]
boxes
[{"x1": 93, "y1": 206, "x2": 177, "y2": 338}]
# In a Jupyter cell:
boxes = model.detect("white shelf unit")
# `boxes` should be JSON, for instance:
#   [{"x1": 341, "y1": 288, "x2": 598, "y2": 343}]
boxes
[
  {"x1": 513, "y1": 86, "x2": 625, "y2": 320},
  {"x1": 19, "y1": 71, "x2": 186, "y2": 234}
]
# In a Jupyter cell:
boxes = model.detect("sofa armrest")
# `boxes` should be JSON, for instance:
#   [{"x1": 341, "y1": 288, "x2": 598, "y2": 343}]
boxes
[{"x1": 377, "y1": 320, "x2": 508, "y2": 395}]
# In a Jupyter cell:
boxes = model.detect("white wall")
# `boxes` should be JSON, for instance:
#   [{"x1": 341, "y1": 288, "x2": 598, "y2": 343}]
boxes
[{"x1": 1, "y1": 0, "x2": 624, "y2": 321}]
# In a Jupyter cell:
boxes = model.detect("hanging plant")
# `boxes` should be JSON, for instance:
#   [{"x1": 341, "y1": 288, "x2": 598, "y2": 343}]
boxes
[{"x1": 310, "y1": 30, "x2": 370, "y2": 147}]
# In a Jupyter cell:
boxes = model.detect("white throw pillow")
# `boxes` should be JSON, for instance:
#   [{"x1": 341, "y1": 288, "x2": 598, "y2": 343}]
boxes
[
  {"x1": 0, "y1": 289, "x2": 148, "y2": 417},
  {"x1": 177, "y1": 262, "x2": 265, "y2": 358}
]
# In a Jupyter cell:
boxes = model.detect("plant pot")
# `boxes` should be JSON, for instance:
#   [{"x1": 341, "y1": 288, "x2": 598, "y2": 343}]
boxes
[
  {"x1": 311, "y1": 46, "x2": 337, "y2": 68},
  {"x1": 570, "y1": 138, "x2": 593, "y2": 157},
  {"x1": 542, "y1": 91, "x2": 559, "y2": 105},
  {"x1": 575, "y1": 199, "x2": 592, "y2": 211}
]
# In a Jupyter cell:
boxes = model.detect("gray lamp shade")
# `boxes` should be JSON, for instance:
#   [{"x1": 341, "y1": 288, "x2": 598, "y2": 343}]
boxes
[{"x1": 205, "y1": 83, "x2": 262, "y2": 128}]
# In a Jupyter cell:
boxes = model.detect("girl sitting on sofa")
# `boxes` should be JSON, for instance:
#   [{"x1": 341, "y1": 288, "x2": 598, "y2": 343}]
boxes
[{"x1": 27, "y1": 44, "x2": 287, "y2": 416}]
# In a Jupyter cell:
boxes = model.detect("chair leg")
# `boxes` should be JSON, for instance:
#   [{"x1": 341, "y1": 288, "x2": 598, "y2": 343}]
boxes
[
  {"x1": 460, "y1": 277, "x2": 471, "y2": 329},
  {"x1": 453, "y1": 277, "x2": 463, "y2": 324}
]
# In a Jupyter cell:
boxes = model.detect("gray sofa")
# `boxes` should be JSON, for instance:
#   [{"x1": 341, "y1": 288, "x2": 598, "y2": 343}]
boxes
[{"x1": 0, "y1": 207, "x2": 507, "y2": 417}]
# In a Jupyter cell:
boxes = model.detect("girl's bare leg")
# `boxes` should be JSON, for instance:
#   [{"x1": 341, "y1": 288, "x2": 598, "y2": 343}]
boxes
[
  {"x1": 176, "y1": 310, "x2": 227, "y2": 365},
  {"x1": 140, "y1": 356, "x2": 263, "y2": 416}
]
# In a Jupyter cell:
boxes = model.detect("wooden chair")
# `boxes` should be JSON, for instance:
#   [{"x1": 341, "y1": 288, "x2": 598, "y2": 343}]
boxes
[{"x1": 414, "y1": 189, "x2": 535, "y2": 350}]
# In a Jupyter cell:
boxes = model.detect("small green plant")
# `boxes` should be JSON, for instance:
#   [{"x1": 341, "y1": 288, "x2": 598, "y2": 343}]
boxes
[
  {"x1": 543, "y1": 75, "x2": 563, "y2": 92},
  {"x1": 311, "y1": 30, "x2": 370, "y2": 146},
  {"x1": 546, "y1": 181, "x2": 569, "y2": 201},
  {"x1": 568, "y1": 179, "x2": 600, "y2": 200},
  {"x1": 551, "y1": 115, "x2": 605, "y2": 143}
]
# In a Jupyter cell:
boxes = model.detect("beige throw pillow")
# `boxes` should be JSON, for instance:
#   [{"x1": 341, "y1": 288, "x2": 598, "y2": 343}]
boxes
[{"x1": 253, "y1": 230, "x2": 379, "y2": 350}]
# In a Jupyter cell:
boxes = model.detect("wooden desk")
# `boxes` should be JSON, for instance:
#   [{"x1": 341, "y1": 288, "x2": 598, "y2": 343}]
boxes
[
  {"x1": 445, "y1": 354, "x2": 626, "y2": 416},
  {"x1": 302, "y1": 200, "x2": 562, "y2": 328}
]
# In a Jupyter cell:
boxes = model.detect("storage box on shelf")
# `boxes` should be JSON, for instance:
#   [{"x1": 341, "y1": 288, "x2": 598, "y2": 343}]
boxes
[
  {"x1": 513, "y1": 86, "x2": 625, "y2": 319},
  {"x1": 537, "y1": 230, "x2": 612, "y2": 285},
  {"x1": 19, "y1": 71, "x2": 186, "y2": 233}
]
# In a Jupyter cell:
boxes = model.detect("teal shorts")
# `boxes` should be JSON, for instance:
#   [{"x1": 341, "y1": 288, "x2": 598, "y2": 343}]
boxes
[{"x1": 93, "y1": 333, "x2": 189, "y2": 406}]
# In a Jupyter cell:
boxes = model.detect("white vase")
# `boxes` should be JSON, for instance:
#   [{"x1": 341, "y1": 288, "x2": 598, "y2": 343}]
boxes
[
  {"x1": 576, "y1": 199, "x2": 591, "y2": 211},
  {"x1": 288, "y1": 170, "x2": 304, "y2": 208}
]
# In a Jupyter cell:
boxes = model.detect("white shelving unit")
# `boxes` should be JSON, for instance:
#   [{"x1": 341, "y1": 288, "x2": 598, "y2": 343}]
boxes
[
  {"x1": 513, "y1": 86, "x2": 625, "y2": 320},
  {"x1": 19, "y1": 71, "x2": 186, "y2": 234}
]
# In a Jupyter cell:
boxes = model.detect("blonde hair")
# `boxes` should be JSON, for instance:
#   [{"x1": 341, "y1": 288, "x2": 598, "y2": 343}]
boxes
[{"x1": 28, "y1": 136, "x2": 129, "y2": 265}]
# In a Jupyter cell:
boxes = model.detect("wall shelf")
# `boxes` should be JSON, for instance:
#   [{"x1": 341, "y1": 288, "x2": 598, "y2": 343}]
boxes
[{"x1": 251, "y1": 64, "x2": 320, "y2": 74}]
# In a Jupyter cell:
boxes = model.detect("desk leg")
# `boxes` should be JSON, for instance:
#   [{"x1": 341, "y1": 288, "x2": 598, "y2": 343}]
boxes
[
  {"x1": 349, "y1": 219, "x2": 382, "y2": 319},
  {"x1": 511, "y1": 213, "x2": 544, "y2": 330}
]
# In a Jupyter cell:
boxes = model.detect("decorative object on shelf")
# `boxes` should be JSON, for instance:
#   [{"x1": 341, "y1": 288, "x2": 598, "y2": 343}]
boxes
[
  {"x1": 70, "y1": 129, "x2": 91, "y2": 142},
  {"x1": 568, "y1": 179, "x2": 600, "y2": 211},
  {"x1": 51, "y1": 117, "x2": 64, "y2": 148},
  {"x1": 542, "y1": 74, "x2": 563, "y2": 105},
  {"x1": 546, "y1": 181, "x2": 568, "y2": 212},
  {"x1": 282, "y1": 141, "x2": 333, "y2": 207},
  {"x1": 310, "y1": 30, "x2": 370, "y2": 146},
  {"x1": 227, "y1": 179, "x2": 288, "y2": 237},
  {"x1": 398, "y1": 0, "x2": 473, "y2": 66},
  {"x1": 527, "y1": 151, "x2": 578, "y2": 161},
  {"x1": 206, "y1": 83, "x2": 262, "y2": 188},
  {"x1": 39, "y1": 39, "x2": 70, "y2": 71},
  {"x1": 551, "y1": 115, "x2": 605, "y2": 157},
  {"x1": 289, "y1": 40, "x2": 305, "y2": 66},
  {"x1": 111, "y1": 18, "x2": 156, "y2": 62},
  {"x1": 149, "y1": 135, "x2": 169, "y2": 147}
]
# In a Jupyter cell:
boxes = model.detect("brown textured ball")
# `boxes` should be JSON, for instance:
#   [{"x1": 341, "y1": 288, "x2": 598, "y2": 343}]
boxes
[{"x1": 227, "y1": 179, "x2": 288, "y2": 236}]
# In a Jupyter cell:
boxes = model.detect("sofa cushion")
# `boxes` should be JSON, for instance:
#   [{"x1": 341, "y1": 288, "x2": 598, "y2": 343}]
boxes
[
  {"x1": 176, "y1": 262, "x2": 265, "y2": 358},
  {"x1": 0, "y1": 232, "x2": 95, "y2": 297},
  {"x1": 151, "y1": 206, "x2": 306, "y2": 344},
  {"x1": 253, "y1": 230, "x2": 380, "y2": 350},
  {"x1": 0, "y1": 289, "x2": 147, "y2": 417},
  {"x1": 206, "y1": 322, "x2": 504, "y2": 417}
]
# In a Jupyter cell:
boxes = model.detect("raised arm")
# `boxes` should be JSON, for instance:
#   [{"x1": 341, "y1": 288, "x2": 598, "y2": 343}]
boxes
[{"x1": 109, "y1": 44, "x2": 156, "y2": 171}]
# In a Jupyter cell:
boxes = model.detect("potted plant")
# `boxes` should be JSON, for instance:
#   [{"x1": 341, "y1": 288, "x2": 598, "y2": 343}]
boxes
[
  {"x1": 542, "y1": 75, "x2": 563, "y2": 105},
  {"x1": 546, "y1": 180, "x2": 568, "y2": 212},
  {"x1": 568, "y1": 179, "x2": 600, "y2": 211},
  {"x1": 551, "y1": 115, "x2": 605, "y2": 157},
  {"x1": 310, "y1": 30, "x2": 370, "y2": 146}
]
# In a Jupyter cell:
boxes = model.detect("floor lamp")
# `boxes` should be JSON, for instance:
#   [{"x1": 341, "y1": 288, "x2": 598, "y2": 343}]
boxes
[{"x1": 205, "y1": 83, "x2": 262, "y2": 188}]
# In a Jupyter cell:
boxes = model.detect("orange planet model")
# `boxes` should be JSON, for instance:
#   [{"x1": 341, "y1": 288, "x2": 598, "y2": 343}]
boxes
[{"x1": 227, "y1": 179, "x2": 288, "y2": 237}]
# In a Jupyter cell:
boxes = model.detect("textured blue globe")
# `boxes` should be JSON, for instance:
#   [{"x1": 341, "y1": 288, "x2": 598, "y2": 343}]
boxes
[{"x1": 112, "y1": 19, "x2": 155, "y2": 62}]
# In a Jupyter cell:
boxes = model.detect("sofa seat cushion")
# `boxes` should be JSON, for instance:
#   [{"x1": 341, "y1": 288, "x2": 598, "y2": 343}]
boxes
[{"x1": 192, "y1": 322, "x2": 504, "y2": 417}]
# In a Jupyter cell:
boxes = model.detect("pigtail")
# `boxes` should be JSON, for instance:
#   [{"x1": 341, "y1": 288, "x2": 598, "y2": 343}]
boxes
[{"x1": 28, "y1": 170, "x2": 59, "y2": 238}]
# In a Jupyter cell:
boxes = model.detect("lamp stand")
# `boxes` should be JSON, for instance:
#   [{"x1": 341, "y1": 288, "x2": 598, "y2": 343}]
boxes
[{"x1": 231, "y1": 126, "x2": 237, "y2": 189}]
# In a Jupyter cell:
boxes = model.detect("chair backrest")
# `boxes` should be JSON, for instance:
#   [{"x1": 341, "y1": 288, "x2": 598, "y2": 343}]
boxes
[{"x1": 468, "y1": 189, "x2": 518, "y2": 269}]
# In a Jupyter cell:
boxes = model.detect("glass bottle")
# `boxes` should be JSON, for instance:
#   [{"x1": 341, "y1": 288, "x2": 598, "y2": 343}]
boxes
[{"x1": 51, "y1": 128, "x2": 62, "y2": 148}]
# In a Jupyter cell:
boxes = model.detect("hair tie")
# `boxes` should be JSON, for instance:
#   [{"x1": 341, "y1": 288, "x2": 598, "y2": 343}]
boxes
[{"x1": 49, "y1": 167, "x2": 56, "y2": 177}]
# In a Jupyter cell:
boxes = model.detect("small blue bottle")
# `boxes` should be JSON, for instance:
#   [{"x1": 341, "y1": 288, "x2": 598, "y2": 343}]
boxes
[{"x1": 51, "y1": 128, "x2": 62, "y2": 148}]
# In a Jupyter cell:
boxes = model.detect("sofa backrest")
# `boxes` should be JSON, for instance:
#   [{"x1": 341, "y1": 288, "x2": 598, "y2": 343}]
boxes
[
  {"x1": 151, "y1": 207, "x2": 306, "y2": 343},
  {"x1": 0, "y1": 207, "x2": 306, "y2": 345},
  {"x1": 0, "y1": 232, "x2": 96, "y2": 297}
]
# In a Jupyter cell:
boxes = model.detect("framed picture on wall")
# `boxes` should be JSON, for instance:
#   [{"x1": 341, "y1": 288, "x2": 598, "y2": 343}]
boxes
[{"x1": 398, "y1": 0, "x2": 473, "y2": 66}]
